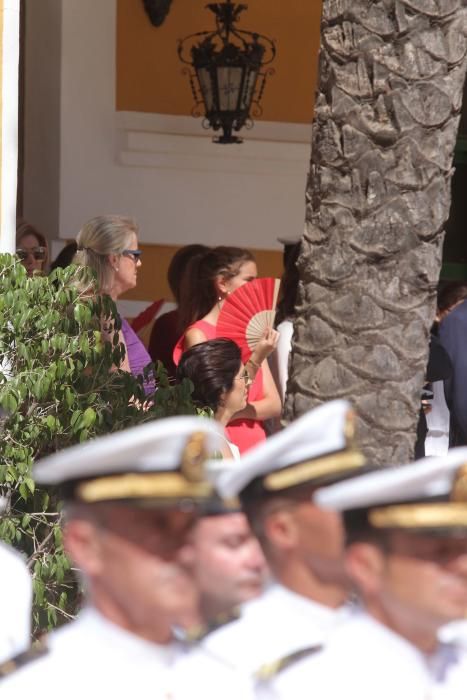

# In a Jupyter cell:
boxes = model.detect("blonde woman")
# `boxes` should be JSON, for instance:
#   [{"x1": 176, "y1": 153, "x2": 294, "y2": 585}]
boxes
[{"x1": 75, "y1": 215, "x2": 152, "y2": 391}]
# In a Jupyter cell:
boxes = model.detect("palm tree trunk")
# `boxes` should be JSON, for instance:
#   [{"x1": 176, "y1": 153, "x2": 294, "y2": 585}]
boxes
[{"x1": 285, "y1": 1, "x2": 467, "y2": 465}]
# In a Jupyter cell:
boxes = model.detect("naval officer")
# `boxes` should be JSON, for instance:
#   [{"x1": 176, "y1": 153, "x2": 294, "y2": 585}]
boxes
[
  {"x1": 0, "y1": 416, "x2": 226, "y2": 698},
  {"x1": 175, "y1": 400, "x2": 368, "y2": 698},
  {"x1": 309, "y1": 448, "x2": 467, "y2": 699}
]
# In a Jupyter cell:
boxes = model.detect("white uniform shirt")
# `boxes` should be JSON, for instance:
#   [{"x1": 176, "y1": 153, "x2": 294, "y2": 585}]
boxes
[
  {"x1": 174, "y1": 582, "x2": 348, "y2": 700},
  {"x1": 177, "y1": 601, "x2": 467, "y2": 700},
  {"x1": 0, "y1": 607, "x2": 182, "y2": 698},
  {"x1": 0, "y1": 543, "x2": 31, "y2": 663},
  {"x1": 282, "y1": 609, "x2": 466, "y2": 700},
  {"x1": 425, "y1": 380, "x2": 450, "y2": 457},
  {"x1": 437, "y1": 620, "x2": 467, "y2": 697}
]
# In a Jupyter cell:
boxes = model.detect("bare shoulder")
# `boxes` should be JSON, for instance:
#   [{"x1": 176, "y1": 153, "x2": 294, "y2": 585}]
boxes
[{"x1": 184, "y1": 327, "x2": 208, "y2": 349}]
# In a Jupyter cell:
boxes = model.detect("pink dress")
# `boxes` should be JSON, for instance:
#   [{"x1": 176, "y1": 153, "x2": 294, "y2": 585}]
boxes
[{"x1": 173, "y1": 320, "x2": 267, "y2": 454}]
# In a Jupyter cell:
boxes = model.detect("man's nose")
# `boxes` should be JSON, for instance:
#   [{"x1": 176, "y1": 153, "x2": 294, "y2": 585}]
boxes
[
  {"x1": 450, "y1": 553, "x2": 467, "y2": 577},
  {"x1": 246, "y1": 540, "x2": 267, "y2": 571}
]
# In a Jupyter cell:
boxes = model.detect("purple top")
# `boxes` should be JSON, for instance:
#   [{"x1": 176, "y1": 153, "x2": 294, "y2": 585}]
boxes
[{"x1": 121, "y1": 317, "x2": 154, "y2": 395}]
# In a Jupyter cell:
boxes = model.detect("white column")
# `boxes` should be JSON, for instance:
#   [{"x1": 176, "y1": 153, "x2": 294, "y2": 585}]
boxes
[{"x1": 0, "y1": 0, "x2": 20, "y2": 253}]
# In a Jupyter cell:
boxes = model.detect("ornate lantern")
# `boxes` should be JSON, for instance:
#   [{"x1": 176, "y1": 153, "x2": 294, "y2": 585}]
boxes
[{"x1": 177, "y1": 1, "x2": 276, "y2": 144}]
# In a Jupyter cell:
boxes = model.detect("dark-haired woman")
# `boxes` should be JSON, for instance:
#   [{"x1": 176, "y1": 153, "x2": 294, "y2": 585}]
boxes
[
  {"x1": 16, "y1": 221, "x2": 49, "y2": 277},
  {"x1": 173, "y1": 246, "x2": 281, "y2": 454},
  {"x1": 178, "y1": 339, "x2": 251, "y2": 459},
  {"x1": 148, "y1": 244, "x2": 210, "y2": 377}
]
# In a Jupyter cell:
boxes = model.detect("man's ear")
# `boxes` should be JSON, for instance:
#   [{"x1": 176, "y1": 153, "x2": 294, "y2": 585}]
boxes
[
  {"x1": 64, "y1": 519, "x2": 104, "y2": 578},
  {"x1": 345, "y1": 542, "x2": 386, "y2": 597},
  {"x1": 264, "y1": 508, "x2": 299, "y2": 553},
  {"x1": 177, "y1": 542, "x2": 197, "y2": 570}
]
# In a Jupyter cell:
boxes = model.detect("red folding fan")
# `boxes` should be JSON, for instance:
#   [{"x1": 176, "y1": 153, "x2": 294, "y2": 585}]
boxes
[{"x1": 216, "y1": 278, "x2": 281, "y2": 360}]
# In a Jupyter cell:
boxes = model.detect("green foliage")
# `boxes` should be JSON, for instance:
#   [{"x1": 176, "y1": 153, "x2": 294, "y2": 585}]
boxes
[{"x1": 0, "y1": 255, "x2": 196, "y2": 632}]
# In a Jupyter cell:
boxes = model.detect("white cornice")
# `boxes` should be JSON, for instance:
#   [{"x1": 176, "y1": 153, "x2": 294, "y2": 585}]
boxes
[{"x1": 117, "y1": 111, "x2": 311, "y2": 176}]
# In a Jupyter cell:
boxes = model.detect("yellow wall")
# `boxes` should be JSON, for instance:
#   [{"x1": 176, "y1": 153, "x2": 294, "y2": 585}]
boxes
[
  {"x1": 122, "y1": 242, "x2": 283, "y2": 301},
  {"x1": 117, "y1": 0, "x2": 322, "y2": 124}
]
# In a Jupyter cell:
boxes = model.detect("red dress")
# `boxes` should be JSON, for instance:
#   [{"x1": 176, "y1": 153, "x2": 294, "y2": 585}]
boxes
[{"x1": 173, "y1": 320, "x2": 267, "y2": 454}]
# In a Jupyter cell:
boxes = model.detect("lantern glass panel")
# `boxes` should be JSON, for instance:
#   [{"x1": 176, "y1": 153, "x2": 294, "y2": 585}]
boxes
[
  {"x1": 197, "y1": 67, "x2": 215, "y2": 112},
  {"x1": 240, "y1": 67, "x2": 259, "y2": 110},
  {"x1": 217, "y1": 66, "x2": 243, "y2": 111}
]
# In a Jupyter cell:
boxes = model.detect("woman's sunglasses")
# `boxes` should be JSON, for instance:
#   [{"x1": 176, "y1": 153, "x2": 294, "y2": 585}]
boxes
[
  {"x1": 122, "y1": 249, "x2": 142, "y2": 263},
  {"x1": 236, "y1": 369, "x2": 252, "y2": 388},
  {"x1": 16, "y1": 246, "x2": 47, "y2": 262}
]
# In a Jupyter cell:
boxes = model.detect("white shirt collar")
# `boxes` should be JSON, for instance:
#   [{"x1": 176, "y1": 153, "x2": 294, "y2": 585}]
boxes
[
  {"x1": 263, "y1": 582, "x2": 347, "y2": 627},
  {"x1": 64, "y1": 606, "x2": 180, "y2": 666}
]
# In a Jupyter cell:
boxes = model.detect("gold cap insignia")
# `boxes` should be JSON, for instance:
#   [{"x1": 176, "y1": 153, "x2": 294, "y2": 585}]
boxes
[{"x1": 181, "y1": 432, "x2": 207, "y2": 483}]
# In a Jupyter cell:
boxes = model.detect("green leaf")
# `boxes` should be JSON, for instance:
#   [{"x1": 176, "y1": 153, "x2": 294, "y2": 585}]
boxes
[
  {"x1": 46, "y1": 415, "x2": 56, "y2": 430},
  {"x1": 24, "y1": 477, "x2": 35, "y2": 495},
  {"x1": 2, "y1": 393, "x2": 18, "y2": 413},
  {"x1": 65, "y1": 387, "x2": 74, "y2": 408},
  {"x1": 82, "y1": 407, "x2": 96, "y2": 429},
  {"x1": 33, "y1": 578, "x2": 45, "y2": 606},
  {"x1": 71, "y1": 410, "x2": 82, "y2": 430},
  {"x1": 42, "y1": 491, "x2": 50, "y2": 510},
  {"x1": 54, "y1": 527, "x2": 63, "y2": 547}
]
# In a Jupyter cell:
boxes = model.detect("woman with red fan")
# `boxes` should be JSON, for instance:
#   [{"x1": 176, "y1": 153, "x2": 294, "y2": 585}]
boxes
[{"x1": 173, "y1": 246, "x2": 281, "y2": 454}]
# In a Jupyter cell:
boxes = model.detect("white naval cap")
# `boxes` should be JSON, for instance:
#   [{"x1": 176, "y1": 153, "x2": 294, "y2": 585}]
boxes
[
  {"x1": 315, "y1": 447, "x2": 467, "y2": 531},
  {"x1": 34, "y1": 415, "x2": 227, "y2": 506},
  {"x1": 215, "y1": 400, "x2": 366, "y2": 499}
]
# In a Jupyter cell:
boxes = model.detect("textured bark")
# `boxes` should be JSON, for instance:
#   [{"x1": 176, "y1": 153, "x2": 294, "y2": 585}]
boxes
[{"x1": 285, "y1": 0, "x2": 467, "y2": 465}]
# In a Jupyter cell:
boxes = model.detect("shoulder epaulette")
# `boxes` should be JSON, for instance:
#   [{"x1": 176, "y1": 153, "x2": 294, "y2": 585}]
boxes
[
  {"x1": 0, "y1": 639, "x2": 49, "y2": 679},
  {"x1": 254, "y1": 644, "x2": 322, "y2": 682},
  {"x1": 179, "y1": 607, "x2": 241, "y2": 644}
]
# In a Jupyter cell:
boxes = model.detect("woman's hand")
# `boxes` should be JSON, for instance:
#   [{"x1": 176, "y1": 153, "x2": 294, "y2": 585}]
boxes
[
  {"x1": 247, "y1": 328, "x2": 280, "y2": 380},
  {"x1": 233, "y1": 361, "x2": 282, "y2": 422}
]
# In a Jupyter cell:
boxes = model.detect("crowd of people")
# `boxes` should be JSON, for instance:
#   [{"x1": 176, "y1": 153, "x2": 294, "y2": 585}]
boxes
[
  {"x1": 3, "y1": 214, "x2": 467, "y2": 696},
  {"x1": 15, "y1": 215, "x2": 287, "y2": 455}
]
